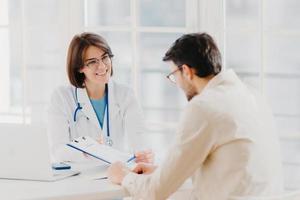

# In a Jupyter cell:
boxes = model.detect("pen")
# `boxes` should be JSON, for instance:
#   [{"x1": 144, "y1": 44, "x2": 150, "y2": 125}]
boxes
[{"x1": 127, "y1": 155, "x2": 136, "y2": 163}]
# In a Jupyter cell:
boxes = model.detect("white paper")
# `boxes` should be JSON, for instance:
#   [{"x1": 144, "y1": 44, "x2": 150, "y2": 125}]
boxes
[{"x1": 67, "y1": 136, "x2": 132, "y2": 164}]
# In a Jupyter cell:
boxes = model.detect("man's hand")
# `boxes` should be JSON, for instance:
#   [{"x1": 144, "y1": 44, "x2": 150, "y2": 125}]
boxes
[
  {"x1": 135, "y1": 149, "x2": 155, "y2": 164},
  {"x1": 133, "y1": 162, "x2": 157, "y2": 175},
  {"x1": 107, "y1": 162, "x2": 130, "y2": 184}
]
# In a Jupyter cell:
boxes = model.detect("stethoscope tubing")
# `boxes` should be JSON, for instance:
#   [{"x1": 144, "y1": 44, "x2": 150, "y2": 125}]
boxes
[{"x1": 73, "y1": 85, "x2": 111, "y2": 138}]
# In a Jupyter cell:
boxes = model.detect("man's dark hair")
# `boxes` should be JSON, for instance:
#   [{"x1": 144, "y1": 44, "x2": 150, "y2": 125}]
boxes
[{"x1": 163, "y1": 33, "x2": 222, "y2": 77}]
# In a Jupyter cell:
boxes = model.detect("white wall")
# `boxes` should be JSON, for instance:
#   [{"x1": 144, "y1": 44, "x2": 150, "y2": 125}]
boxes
[{"x1": 0, "y1": 0, "x2": 299, "y2": 190}]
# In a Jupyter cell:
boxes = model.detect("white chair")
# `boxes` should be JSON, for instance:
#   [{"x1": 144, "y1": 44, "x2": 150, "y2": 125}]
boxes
[{"x1": 228, "y1": 191, "x2": 300, "y2": 200}]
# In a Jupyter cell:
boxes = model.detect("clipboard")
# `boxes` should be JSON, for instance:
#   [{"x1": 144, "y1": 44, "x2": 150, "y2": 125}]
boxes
[{"x1": 66, "y1": 136, "x2": 134, "y2": 164}]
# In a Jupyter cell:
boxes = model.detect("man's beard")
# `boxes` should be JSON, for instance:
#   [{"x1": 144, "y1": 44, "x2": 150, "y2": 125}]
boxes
[
  {"x1": 184, "y1": 83, "x2": 198, "y2": 101},
  {"x1": 186, "y1": 91, "x2": 197, "y2": 101}
]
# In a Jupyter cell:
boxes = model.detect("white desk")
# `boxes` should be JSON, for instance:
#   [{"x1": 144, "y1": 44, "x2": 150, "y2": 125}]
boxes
[
  {"x1": 0, "y1": 161, "x2": 193, "y2": 200},
  {"x1": 0, "y1": 162, "x2": 129, "y2": 200}
]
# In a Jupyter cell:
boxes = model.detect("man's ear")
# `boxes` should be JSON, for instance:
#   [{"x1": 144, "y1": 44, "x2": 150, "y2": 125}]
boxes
[{"x1": 182, "y1": 64, "x2": 194, "y2": 80}]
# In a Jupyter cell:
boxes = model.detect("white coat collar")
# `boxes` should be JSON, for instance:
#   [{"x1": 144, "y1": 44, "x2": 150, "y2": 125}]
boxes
[{"x1": 76, "y1": 80, "x2": 119, "y2": 130}]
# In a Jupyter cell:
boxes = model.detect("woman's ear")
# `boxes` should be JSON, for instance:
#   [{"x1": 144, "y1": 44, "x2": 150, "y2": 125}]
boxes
[
  {"x1": 79, "y1": 67, "x2": 84, "y2": 73},
  {"x1": 182, "y1": 64, "x2": 194, "y2": 80}
]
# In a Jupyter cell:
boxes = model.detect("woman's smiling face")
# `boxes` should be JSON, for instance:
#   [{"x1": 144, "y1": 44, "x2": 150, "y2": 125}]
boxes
[{"x1": 80, "y1": 45, "x2": 112, "y2": 85}]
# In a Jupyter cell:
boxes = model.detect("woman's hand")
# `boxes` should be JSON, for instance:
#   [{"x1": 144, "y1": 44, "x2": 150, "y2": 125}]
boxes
[
  {"x1": 135, "y1": 149, "x2": 155, "y2": 164},
  {"x1": 96, "y1": 135, "x2": 104, "y2": 144}
]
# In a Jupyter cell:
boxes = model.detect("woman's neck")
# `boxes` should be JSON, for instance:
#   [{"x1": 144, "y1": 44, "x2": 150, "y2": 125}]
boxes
[{"x1": 85, "y1": 82, "x2": 106, "y2": 100}]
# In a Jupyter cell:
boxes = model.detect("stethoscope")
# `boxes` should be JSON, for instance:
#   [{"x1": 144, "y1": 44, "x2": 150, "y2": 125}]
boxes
[{"x1": 73, "y1": 85, "x2": 113, "y2": 146}]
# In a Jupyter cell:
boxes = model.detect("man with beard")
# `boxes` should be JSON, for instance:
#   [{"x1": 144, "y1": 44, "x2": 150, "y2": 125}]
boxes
[{"x1": 107, "y1": 33, "x2": 283, "y2": 200}]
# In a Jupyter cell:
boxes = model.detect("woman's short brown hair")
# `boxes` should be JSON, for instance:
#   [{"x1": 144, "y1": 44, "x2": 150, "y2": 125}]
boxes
[{"x1": 66, "y1": 32, "x2": 113, "y2": 88}]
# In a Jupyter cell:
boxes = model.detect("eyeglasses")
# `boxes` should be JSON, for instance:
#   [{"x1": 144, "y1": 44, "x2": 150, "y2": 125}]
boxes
[
  {"x1": 84, "y1": 54, "x2": 113, "y2": 70},
  {"x1": 166, "y1": 66, "x2": 182, "y2": 84}
]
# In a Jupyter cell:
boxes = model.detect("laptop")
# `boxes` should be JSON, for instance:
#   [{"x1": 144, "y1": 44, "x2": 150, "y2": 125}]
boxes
[{"x1": 0, "y1": 123, "x2": 79, "y2": 181}]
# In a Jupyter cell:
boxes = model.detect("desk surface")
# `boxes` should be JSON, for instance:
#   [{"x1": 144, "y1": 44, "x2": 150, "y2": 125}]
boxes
[
  {"x1": 0, "y1": 162, "x2": 128, "y2": 200},
  {"x1": 0, "y1": 161, "x2": 195, "y2": 200}
]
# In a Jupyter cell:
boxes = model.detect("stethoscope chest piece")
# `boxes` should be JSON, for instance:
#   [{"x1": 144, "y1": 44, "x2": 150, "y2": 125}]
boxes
[{"x1": 106, "y1": 137, "x2": 113, "y2": 146}]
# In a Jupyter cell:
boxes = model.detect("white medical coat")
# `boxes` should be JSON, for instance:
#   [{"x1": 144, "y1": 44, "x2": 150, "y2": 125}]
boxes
[{"x1": 47, "y1": 80, "x2": 144, "y2": 162}]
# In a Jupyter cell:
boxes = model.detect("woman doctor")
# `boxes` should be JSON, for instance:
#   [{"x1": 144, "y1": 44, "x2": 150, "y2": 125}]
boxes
[{"x1": 47, "y1": 32, "x2": 153, "y2": 163}]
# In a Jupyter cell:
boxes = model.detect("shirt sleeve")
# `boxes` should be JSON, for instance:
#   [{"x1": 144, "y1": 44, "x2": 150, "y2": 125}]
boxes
[{"x1": 121, "y1": 101, "x2": 220, "y2": 200}]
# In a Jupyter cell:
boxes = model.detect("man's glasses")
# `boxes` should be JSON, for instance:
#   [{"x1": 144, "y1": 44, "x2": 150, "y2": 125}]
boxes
[
  {"x1": 84, "y1": 54, "x2": 113, "y2": 70},
  {"x1": 166, "y1": 66, "x2": 182, "y2": 84}
]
